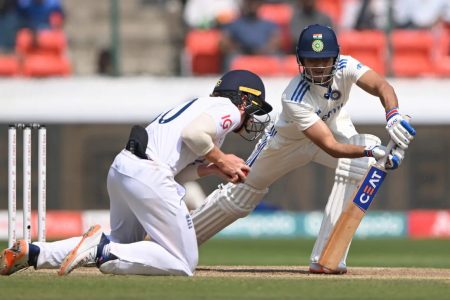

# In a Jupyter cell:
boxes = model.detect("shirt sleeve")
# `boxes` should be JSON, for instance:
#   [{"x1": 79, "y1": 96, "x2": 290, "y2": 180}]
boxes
[
  {"x1": 204, "y1": 100, "x2": 241, "y2": 138},
  {"x1": 342, "y1": 56, "x2": 371, "y2": 83},
  {"x1": 282, "y1": 101, "x2": 320, "y2": 131}
]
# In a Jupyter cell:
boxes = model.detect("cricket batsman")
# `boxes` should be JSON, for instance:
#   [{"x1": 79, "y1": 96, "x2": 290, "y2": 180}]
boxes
[{"x1": 191, "y1": 24, "x2": 416, "y2": 274}]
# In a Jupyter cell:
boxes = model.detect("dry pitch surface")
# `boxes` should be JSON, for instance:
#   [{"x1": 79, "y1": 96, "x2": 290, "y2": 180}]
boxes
[{"x1": 23, "y1": 266, "x2": 450, "y2": 281}]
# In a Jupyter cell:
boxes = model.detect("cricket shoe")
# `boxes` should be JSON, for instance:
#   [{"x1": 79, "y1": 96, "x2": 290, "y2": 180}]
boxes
[
  {"x1": 0, "y1": 240, "x2": 31, "y2": 275},
  {"x1": 58, "y1": 224, "x2": 112, "y2": 276},
  {"x1": 309, "y1": 262, "x2": 347, "y2": 275}
]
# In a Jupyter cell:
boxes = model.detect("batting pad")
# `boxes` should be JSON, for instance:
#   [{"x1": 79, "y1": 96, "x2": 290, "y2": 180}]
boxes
[
  {"x1": 310, "y1": 134, "x2": 379, "y2": 265},
  {"x1": 192, "y1": 183, "x2": 267, "y2": 245}
]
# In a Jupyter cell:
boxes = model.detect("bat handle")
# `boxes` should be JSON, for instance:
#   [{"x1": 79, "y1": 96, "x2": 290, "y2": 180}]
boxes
[{"x1": 379, "y1": 139, "x2": 396, "y2": 166}]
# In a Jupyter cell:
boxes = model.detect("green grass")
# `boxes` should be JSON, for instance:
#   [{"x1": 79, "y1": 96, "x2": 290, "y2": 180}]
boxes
[
  {"x1": 1, "y1": 239, "x2": 449, "y2": 300},
  {"x1": 1, "y1": 275, "x2": 449, "y2": 300},
  {"x1": 199, "y1": 238, "x2": 450, "y2": 268}
]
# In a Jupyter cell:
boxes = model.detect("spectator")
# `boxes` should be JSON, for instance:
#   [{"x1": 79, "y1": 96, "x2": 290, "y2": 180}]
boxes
[
  {"x1": 183, "y1": 0, "x2": 239, "y2": 29},
  {"x1": 393, "y1": 0, "x2": 447, "y2": 29},
  {"x1": 220, "y1": 0, "x2": 281, "y2": 71},
  {"x1": 341, "y1": 0, "x2": 388, "y2": 31},
  {"x1": 0, "y1": 0, "x2": 20, "y2": 52},
  {"x1": 290, "y1": 0, "x2": 333, "y2": 52},
  {"x1": 17, "y1": 0, "x2": 64, "y2": 31}
]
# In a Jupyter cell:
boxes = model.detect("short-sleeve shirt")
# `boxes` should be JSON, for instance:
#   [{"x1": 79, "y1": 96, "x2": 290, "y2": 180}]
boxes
[
  {"x1": 275, "y1": 55, "x2": 370, "y2": 140},
  {"x1": 224, "y1": 17, "x2": 279, "y2": 54},
  {"x1": 146, "y1": 96, "x2": 241, "y2": 174}
]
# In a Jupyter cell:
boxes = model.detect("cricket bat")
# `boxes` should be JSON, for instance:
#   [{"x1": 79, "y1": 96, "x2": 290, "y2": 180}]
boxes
[{"x1": 318, "y1": 140, "x2": 396, "y2": 272}]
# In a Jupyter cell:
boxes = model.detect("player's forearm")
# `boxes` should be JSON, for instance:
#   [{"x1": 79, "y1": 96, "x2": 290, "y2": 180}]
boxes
[
  {"x1": 204, "y1": 146, "x2": 227, "y2": 167},
  {"x1": 377, "y1": 81, "x2": 399, "y2": 111},
  {"x1": 304, "y1": 121, "x2": 365, "y2": 158},
  {"x1": 321, "y1": 141, "x2": 365, "y2": 159}
]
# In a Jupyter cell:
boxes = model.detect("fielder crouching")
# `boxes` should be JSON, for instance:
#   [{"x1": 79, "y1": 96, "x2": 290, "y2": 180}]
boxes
[
  {"x1": 0, "y1": 70, "x2": 272, "y2": 276},
  {"x1": 192, "y1": 24, "x2": 416, "y2": 274}
]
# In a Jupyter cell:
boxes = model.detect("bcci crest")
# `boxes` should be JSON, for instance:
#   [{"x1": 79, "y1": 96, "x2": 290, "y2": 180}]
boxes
[
  {"x1": 312, "y1": 33, "x2": 324, "y2": 52},
  {"x1": 312, "y1": 40, "x2": 324, "y2": 52}
]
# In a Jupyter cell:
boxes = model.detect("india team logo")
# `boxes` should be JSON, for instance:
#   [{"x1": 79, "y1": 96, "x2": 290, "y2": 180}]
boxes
[
  {"x1": 330, "y1": 90, "x2": 341, "y2": 100},
  {"x1": 312, "y1": 40, "x2": 324, "y2": 52}
]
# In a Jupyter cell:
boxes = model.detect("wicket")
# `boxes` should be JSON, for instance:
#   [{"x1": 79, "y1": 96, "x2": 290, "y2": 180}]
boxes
[{"x1": 8, "y1": 123, "x2": 46, "y2": 247}]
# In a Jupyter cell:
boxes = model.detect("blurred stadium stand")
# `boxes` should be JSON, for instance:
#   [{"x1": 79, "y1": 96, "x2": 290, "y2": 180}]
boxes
[
  {"x1": 16, "y1": 28, "x2": 71, "y2": 77},
  {"x1": 182, "y1": 0, "x2": 450, "y2": 78},
  {"x1": 0, "y1": 0, "x2": 449, "y2": 77},
  {"x1": 183, "y1": 29, "x2": 222, "y2": 75},
  {"x1": 257, "y1": 2, "x2": 293, "y2": 53},
  {"x1": 339, "y1": 30, "x2": 387, "y2": 75},
  {"x1": 390, "y1": 30, "x2": 435, "y2": 77}
]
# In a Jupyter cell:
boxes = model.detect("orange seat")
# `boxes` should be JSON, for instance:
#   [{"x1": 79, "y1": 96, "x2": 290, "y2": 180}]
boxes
[
  {"x1": 434, "y1": 25, "x2": 450, "y2": 76},
  {"x1": 16, "y1": 29, "x2": 67, "y2": 55},
  {"x1": 258, "y1": 3, "x2": 294, "y2": 53},
  {"x1": 16, "y1": 28, "x2": 72, "y2": 77},
  {"x1": 230, "y1": 55, "x2": 282, "y2": 76},
  {"x1": 282, "y1": 55, "x2": 301, "y2": 76},
  {"x1": 0, "y1": 55, "x2": 20, "y2": 76},
  {"x1": 339, "y1": 30, "x2": 387, "y2": 75},
  {"x1": 185, "y1": 29, "x2": 222, "y2": 75},
  {"x1": 316, "y1": 0, "x2": 342, "y2": 25},
  {"x1": 38, "y1": 29, "x2": 67, "y2": 54},
  {"x1": 391, "y1": 30, "x2": 435, "y2": 77},
  {"x1": 22, "y1": 54, "x2": 71, "y2": 77},
  {"x1": 16, "y1": 29, "x2": 33, "y2": 55}
]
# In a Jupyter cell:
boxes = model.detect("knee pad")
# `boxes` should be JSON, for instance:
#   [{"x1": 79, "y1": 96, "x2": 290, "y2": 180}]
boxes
[{"x1": 192, "y1": 183, "x2": 268, "y2": 245}]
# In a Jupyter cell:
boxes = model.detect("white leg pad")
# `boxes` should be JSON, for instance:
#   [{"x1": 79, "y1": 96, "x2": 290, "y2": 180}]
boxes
[
  {"x1": 192, "y1": 182, "x2": 268, "y2": 245},
  {"x1": 310, "y1": 134, "x2": 380, "y2": 266}
]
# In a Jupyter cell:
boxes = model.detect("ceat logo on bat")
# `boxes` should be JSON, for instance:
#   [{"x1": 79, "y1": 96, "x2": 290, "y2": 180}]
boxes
[{"x1": 353, "y1": 166, "x2": 387, "y2": 212}]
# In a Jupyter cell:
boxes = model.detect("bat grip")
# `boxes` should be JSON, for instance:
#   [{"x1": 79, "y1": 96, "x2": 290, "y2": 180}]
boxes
[{"x1": 379, "y1": 140, "x2": 396, "y2": 166}]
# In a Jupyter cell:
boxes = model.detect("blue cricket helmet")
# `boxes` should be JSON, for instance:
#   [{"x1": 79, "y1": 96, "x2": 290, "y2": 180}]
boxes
[
  {"x1": 213, "y1": 69, "x2": 272, "y2": 115},
  {"x1": 212, "y1": 69, "x2": 272, "y2": 141},
  {"x1": 295, "y1": 24, "x2": 340, "y2": 85},
  {"x1": 296, "y1": 24, "x2": 339, "y2": 60}
]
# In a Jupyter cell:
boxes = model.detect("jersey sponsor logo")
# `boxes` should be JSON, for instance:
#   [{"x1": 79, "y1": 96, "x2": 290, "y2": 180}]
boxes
[
  {"x1": 353, "y1": 166, "x2": 387, "y2": 212},
  {"x1": 221, "y1": 114, "x2": 233, "y2": 129},
  {"x1": 321, "y1": 102, "x2": 343, "y2": 121}
]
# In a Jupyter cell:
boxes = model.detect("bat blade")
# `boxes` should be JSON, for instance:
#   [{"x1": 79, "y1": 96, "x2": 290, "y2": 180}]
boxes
[{"x1": 318, "y1": 164, "x2": 387, "y2": 271}]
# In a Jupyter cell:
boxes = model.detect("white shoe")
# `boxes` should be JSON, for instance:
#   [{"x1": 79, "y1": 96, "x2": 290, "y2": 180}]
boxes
[
  {"x1": 309, "y1": 262, "x2": 347, "y2": 274},
  {"x1": 58, "y1": 225, "x2": 103, "y2": 276}
]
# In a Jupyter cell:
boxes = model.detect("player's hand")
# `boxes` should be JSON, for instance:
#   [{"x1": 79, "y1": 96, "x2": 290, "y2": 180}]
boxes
[
  {"x1": 385, "y1": 146, "x2": 405, "y2": 170},
  {"x1": 363, "y1": 144, "x2": 386, "y2": 160},
  {"x1": 364, "y1": 144, "x2": 405, "y2": 170},
  {"x1": 216, "y1": 154, "x2": 250, "y2": 183},
  {"x1": 385, "y1": 108, "x2": 416, "y2": 150}
]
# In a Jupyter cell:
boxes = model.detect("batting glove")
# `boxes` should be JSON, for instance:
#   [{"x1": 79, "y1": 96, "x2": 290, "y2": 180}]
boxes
[
  {"x1": 364, "y1": 144, "x2": 405, "y2": 170},
  {"x1": 364, "y1": 145, "x2": 386, "y2": 160},
  {"x1": 385, "y1": 108, "x2": 416, "y2": 150},
  {"x1": 385, "y1": 146, "x2": 405, "y2": 170}
]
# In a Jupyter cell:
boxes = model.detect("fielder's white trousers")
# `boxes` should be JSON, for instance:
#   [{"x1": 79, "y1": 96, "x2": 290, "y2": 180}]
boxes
[{"x1": 35, "y1": 150, "x2": 198, "y2": 276}]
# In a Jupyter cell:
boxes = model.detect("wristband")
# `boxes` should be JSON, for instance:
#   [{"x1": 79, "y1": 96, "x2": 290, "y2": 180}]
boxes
[{"x1": 385, "y1": 107, "x2": 399, "y2": 121}]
